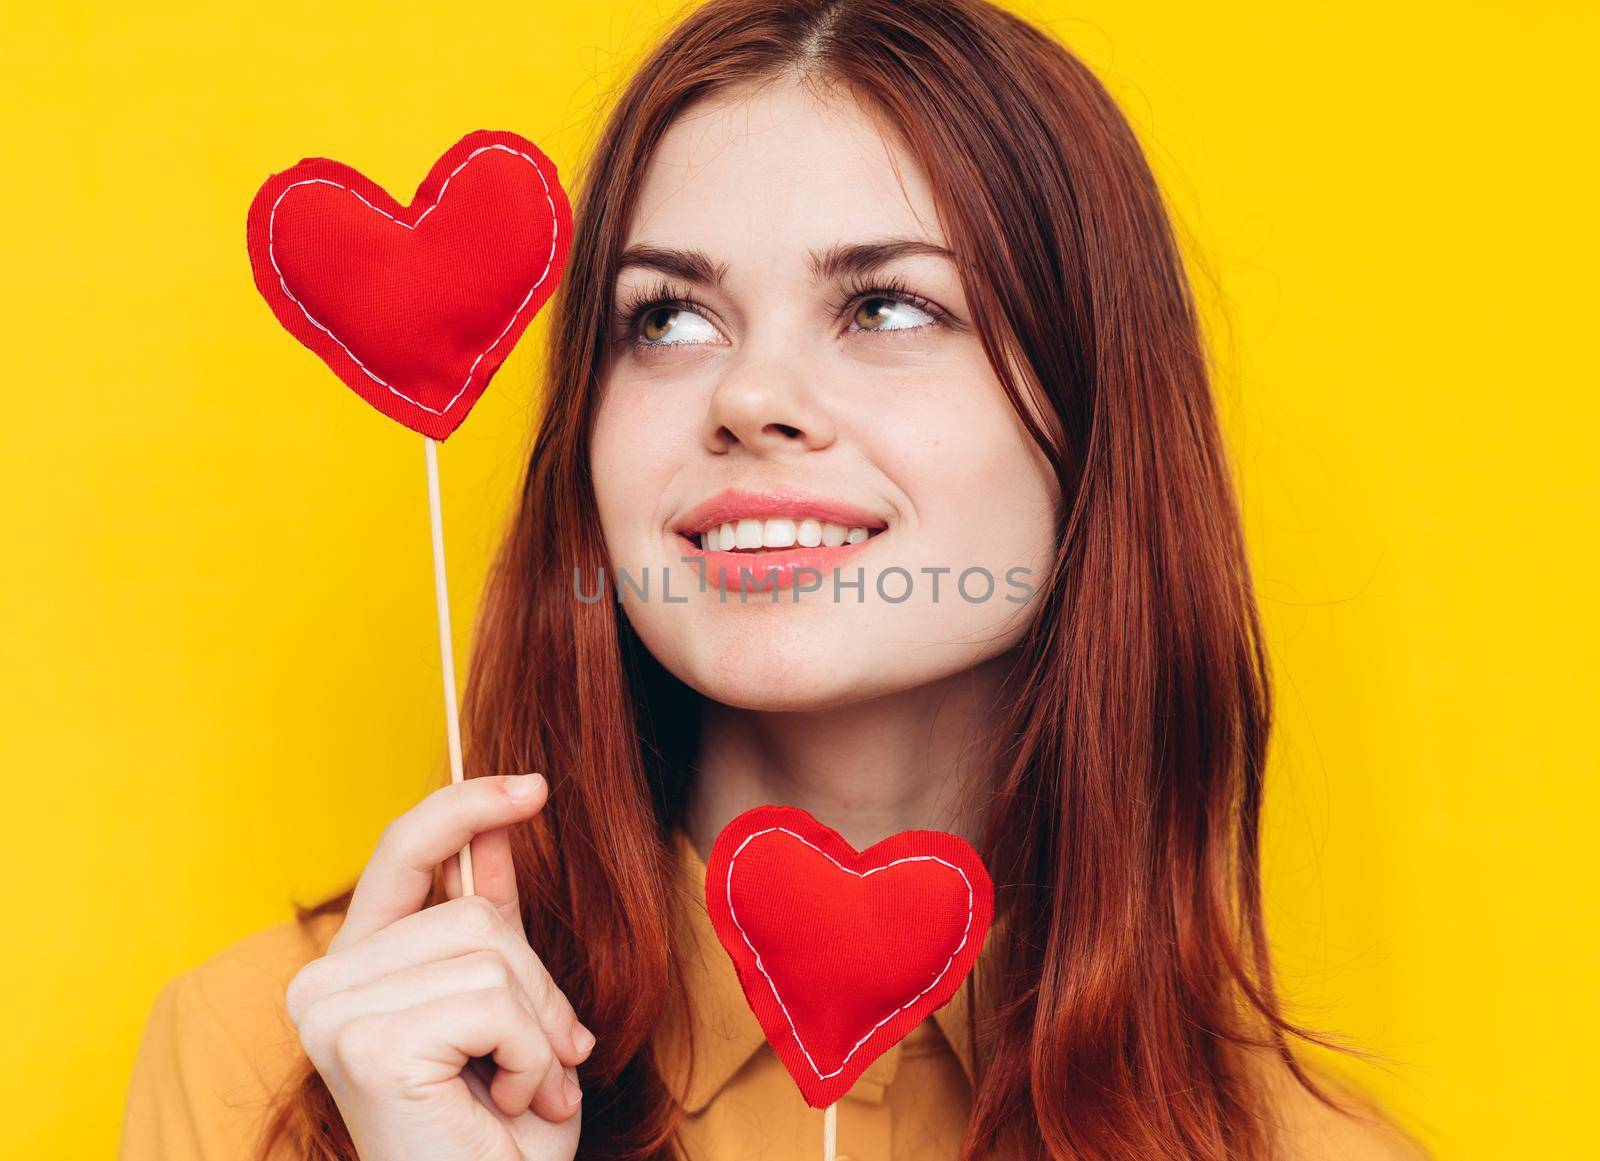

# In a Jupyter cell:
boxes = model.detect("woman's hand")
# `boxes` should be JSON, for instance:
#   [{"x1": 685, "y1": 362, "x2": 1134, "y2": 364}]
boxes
[{"x1": 284, "y1": 773, "x2": 590, "y2": 1161}]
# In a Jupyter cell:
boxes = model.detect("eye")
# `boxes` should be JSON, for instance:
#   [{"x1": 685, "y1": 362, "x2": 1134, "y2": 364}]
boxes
[
  {"x1": 611, "y1": 277, "x2": 726, "y2": 355},
  {"x1": 832, "y1": 273, "x2": 948, "y2": 337},
  {"x1": 636, "y1": 304, "x2": 722, "y2": 346},
  {"x1": 850, "y1": 294, "x2": 937, "y2": 333}
]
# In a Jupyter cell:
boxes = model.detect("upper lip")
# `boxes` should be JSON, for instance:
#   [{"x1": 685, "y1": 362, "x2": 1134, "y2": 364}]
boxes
[{"x1": 672, "y1": 487, "x2": 889, "y2": 536}]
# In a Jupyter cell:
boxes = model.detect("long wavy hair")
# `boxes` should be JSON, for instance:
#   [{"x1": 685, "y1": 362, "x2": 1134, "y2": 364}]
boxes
[{"x1": 261, "y1": 1, "x2": 1366, "y2": 1157}]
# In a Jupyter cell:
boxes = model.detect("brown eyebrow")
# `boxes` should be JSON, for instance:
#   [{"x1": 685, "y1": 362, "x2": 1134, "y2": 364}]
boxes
[
  {"x1": 614, "y1": 237, "x2": 956, "y2": 289},
  {"x1": 811, "y1": 238, "x2": 957, "y2": 283},
  {"x1": 614, "y1": 243, "x2": 730, "y2": 288}
]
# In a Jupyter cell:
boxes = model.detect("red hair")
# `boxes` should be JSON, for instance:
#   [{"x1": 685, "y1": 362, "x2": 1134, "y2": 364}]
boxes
[{"x1": 263, "y1": 1, "x2": 1372, "y2": 1156}]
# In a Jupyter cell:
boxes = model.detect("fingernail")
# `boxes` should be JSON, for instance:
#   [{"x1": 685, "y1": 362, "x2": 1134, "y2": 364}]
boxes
[
  {"x1": 505, "y1": 773, "x2": 545, "y2": 802},
  {"x1": 563, "y1": 1066, "x2": 582, "y2": 1107},
  {"x1": 572, "y1": 1022, "x2": 596, "y2": 1056}
]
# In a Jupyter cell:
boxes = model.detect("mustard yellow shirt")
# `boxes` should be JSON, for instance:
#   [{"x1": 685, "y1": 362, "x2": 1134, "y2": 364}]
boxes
[{"x1": 122, "y1": 827, "x2": 1424, "y2": 1160}]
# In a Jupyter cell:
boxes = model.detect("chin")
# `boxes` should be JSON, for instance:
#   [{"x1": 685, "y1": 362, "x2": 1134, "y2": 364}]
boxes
[
  {"x1": 672, "y1": 638, "x2": 881, "y2": 712},
  {"x1": 624, "y1": 598, "x2": 973, "y2": 713}
]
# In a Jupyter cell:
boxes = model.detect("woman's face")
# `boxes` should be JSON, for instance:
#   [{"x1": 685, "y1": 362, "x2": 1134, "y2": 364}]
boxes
[{"x1": 590, "y1": 78, "x2": 1059, "y2": 711}]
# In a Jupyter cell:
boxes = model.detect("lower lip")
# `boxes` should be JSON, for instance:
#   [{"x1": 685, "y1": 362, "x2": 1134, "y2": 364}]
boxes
[{"x1": 675, "y1": 533, "x2": 881, "y2": 593}]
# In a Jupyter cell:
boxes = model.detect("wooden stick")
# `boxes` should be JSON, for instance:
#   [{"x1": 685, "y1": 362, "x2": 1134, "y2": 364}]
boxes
[
  {"x1": 424, "y1": 435, "x2": 474, "y2": 896},
  {"x1": 823, "y1": 1101, "x2": 836, "y2": 1161}
]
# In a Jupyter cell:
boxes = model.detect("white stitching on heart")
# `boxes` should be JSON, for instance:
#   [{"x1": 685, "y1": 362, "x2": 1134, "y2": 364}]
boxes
[
  {"x1": 725, "y1": 825, "x2": 976, "y2": 1083},
  {"x1": 266, "y1": 143, "x2": 560, "y2": 417}
]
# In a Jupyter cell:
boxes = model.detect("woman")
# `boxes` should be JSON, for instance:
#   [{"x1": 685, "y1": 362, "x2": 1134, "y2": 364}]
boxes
[{"x1": 123, "y1": 1, "x2": 1426, "y2": 1158}]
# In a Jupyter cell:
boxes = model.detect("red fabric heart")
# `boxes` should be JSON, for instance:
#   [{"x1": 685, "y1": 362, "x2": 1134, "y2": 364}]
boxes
[
  {"x1": 245, "y1": 129, "x2": 571, "y2": 440},
  {"x1": 704, "y1": 804, "x2": 995, "y2": 1108}
]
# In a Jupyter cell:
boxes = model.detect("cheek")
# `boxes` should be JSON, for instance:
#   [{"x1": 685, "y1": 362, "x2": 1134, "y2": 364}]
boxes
[
  {"x1": 587, "y1": 406, "x2": 629, "y2": 558},
  {"x1": 589, "y1": 386, "x2": 680, "y2": 552},
  {"x1": 881, "y1": 374, "x2": 1058, "y2": 570}
]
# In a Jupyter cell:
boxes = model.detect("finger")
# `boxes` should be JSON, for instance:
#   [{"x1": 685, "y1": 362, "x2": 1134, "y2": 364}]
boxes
[
  {"x1": 294, "y1": 896, "x2": 594, "y2": 1066},
  {"x1": 441, "y1": 819, "x2": 521, "y2": 929},
  {"x1": 340, "y1": 989, "x2": 580, "y2": 1123},
  {"x1": 463, "y1": 1057, "x2": 586, "y2": 1153},
  {"x1": 294, "y1": 949, "x2": 537, "y2": 1064},
  {"x1": 334, "y1": 773, "x2": 546, "y2": 948},
  {"x1": 503, "y1": 1054, "x2": 582, "y2": 1126}
]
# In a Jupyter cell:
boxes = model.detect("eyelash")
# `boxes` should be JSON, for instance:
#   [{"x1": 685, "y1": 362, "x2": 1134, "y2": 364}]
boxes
[{"x1": 610, "y1": 273, "x2": 949, "y2": 355}]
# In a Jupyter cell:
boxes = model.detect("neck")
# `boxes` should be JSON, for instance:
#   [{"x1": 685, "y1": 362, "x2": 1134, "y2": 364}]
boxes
[{"x1": 683, "y1": 654, "x2": 1011, "y2": 861}]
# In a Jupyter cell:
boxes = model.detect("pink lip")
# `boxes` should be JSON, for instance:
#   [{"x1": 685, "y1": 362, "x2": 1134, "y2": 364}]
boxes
[
  {"x1": 680, "y1": 537, "x2": 880, "y2": 594},
  {"x1": 672, "y1": 487, "x2": 888, "y2": 535},
  {"x1": 672, "y1": 487, "x2": 888, "y2": 594}
]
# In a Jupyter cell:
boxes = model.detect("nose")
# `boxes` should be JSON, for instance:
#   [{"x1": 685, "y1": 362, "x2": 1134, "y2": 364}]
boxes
[{"x1": 702, "y1": 358, "x2": 837, "y2": 456}]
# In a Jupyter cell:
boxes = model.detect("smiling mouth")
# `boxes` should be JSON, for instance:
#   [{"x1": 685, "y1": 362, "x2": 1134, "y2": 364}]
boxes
[{"x1": 679, "y1": 518, "x2": 887, "y2": 553}]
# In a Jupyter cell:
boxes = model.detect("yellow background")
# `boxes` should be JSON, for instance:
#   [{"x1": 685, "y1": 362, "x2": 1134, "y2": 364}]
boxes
[{"x1": 2, "y1": 1, "x2": 1594, "y2": 1155}]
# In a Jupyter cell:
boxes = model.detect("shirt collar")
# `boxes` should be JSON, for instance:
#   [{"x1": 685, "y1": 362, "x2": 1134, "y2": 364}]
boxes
[{"x1": 651, "y1": 825, "x2": 994, "y2": 1113}]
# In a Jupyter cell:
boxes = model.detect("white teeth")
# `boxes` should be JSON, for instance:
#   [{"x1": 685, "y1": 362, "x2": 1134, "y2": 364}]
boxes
[
  {"x1": 694, "y1": 517, "x2": 879, "y2": 550},
  {"x1": 763, "y1": 518, "x2": 797, "y2": 547}
]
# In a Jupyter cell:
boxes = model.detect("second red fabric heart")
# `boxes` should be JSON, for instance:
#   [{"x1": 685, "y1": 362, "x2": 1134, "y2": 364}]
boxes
[{"x1": 704, "y1": 804, "x2": 995, "y2": 1108}]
